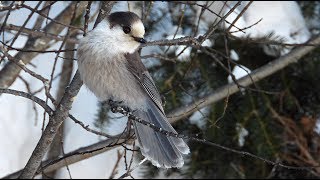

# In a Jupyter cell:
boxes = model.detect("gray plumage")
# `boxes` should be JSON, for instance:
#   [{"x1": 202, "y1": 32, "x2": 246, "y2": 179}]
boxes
[{"x1": 77, "y1": 11, "x2": 189, "y2": 168}]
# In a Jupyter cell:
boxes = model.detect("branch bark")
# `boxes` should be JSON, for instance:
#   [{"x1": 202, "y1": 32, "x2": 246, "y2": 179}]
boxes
[
  {"x1": 18, "y1": 71, "x2": 83, "y2": 179},
  {"x1": 4, "y1": 135, "x2": 133, "y2": 179},
  {"x1": 18, "y1": 2, "x2": 115, "y2": 179},
  {"x1": 2, "y1": 2, "x2": 319, "y2": 178},
  {"x1": 0, "y1": 1, "x2": 86, "y2": 90},
  {"x1": 1, "y1": 23, "x2": 78, "y2": 44},
  {"x1": 45, "y1": 31, "x2": 76, "y2": 179},
  {"x1": 2, "y1": 35, "x2": 319, "y2": 179},
  {"x1": 167, "y1": 35, "x2": 320, "y2": 123}
]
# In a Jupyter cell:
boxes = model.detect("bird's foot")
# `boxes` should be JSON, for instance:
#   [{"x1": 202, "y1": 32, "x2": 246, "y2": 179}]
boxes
[{"x1": 108, "y1": 99, "x2": 131, "y2": 113}]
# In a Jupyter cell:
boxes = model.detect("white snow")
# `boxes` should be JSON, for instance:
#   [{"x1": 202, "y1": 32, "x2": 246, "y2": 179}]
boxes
[
  {"x1": 227, "y1": 65, "x2": 251, "y2": 83},
  {"x1": 236, "y1": 123, "x2": 249, "y2": 147},
  {"x1": 228, "y1": 64, "x2": 251, "y2": 94},
  {"x1": 225, "y1": 1, "x2": 311, "y2": 56},
  {"x1": 0, "y1": 1, "x2": 140, "y2": 178},
  {"x1": 165, "y1": 34, "x2": 190, "y2": 62},
  {"x1": 314, "y1": 117, "x2": 320, "y2": 135},
  {"x1": 230, "y1": 49, "x2": 239, "y2": 61},
  {"x1": 189, "y1": 106, "x2": 210, "y2": 130}
]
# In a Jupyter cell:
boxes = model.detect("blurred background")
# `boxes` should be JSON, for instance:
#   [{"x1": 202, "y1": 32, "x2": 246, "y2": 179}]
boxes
[{"x1": 0, "y1": 1, "x2": 319, "y2": 179}]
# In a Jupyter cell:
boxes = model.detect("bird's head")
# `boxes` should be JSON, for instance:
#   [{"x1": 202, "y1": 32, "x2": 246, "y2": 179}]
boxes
[{"x1": 91, "y1": 11, "x2": 146, "y2": 54}]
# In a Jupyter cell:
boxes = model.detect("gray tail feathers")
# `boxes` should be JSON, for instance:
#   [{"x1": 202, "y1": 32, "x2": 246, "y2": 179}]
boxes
[{"x1": 132, "y1": 99, "x2": 190, "y2": 168}]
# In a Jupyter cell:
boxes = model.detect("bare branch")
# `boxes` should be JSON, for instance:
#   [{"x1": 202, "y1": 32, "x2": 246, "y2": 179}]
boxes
[
  {"x1": 0, "y1": 87, "x2": 115, "y2": 139},
  {"x1": 9, "y1": 1, "x2": 42, "y2": 47},
  {"x1": 0, "y1": 88, "x2": 53, "y2": 114},
  {"x1": 199, "y1": 1, "x2": 242, "y2": 44},
  {"x1": 1, "y1": 2, "x2": 318, "y2": 179},
  {"x1": 142, "y1": 36, "x2": 201, "y2": 47},
  {"x1": 93, "y1": 1, "x2": 116, "y2": 29},
  {"x1": 18, "y1": 2, "x2": 116, "y2": 178},
  {"x1": 0, "y1": 1, "x2": 86, "y2": 90},
  {"x1": 107, "y1": 100, "x2": 320, "y2": 173},
  {"x1": 167, "y1": 35, "x2": 320, "y2": 123},
  {"x1": 1, "y1": 23, "x2": 78, "y2": 43},
  {"x1": 0, "y1": 1, "x2": 23, "y2": 12},
  {"x1": 108, "y1": 150, "x2": 124, "y2": 179},
  {"x1": 226, "y1": 1, "x2": 253, "y2": 32},
  {"x1": 46, "y1": 16, "x2": 78, "y2": 177},
  {"x1": 3, "y1": 134, "x2": 134, "y2": 179},
  {"x1": 18, "y1": 71, "x2": 83, "y2": 178},
  {"x1": 20, "y1": 3, "x2": 82, "y2": 30}
]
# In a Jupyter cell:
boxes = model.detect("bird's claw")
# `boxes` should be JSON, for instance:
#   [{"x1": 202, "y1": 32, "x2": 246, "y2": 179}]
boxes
[{"x1": 108, "y1": 99, "x2": 131, "y2": 113}]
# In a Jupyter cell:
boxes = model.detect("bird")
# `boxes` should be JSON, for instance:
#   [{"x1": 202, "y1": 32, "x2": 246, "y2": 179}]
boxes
[{"x1": 77, "y1": 11, "x2": 190, "y2": 168}]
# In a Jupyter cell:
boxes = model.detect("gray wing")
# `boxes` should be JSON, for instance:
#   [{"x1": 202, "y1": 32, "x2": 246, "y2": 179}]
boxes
[
  {"x1": 125, "y1": 52, "x2": 164, "y2": 113},
  {"x1": 125, "y1": 51, "x2": 190, "y2": 168}
]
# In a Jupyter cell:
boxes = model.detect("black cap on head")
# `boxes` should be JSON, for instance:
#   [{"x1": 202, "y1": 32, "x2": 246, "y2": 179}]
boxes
[
  {"x1": 108, "y1": 11, "x2": 146, "y2": 43},
  {"x1": 108, "y1": 11, "x2": 141, "y2": 28}
]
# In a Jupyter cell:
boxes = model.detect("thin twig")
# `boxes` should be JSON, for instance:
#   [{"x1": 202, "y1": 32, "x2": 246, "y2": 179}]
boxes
[
  {"x1": 168, "y1": 35, "x2": 320, "y2": 122},
  {"x1": 0, "y1": 1, "x2": 86, "y2": 90},
  {"x1": 18, "y1": 2, "x2": 115, "y2": 178},
  {"x1": 108, "y1": 101, "x2": 320, "y2": 172},
  {"x1": 108, "y1": 150, "x2": 124, "y2": 179}
]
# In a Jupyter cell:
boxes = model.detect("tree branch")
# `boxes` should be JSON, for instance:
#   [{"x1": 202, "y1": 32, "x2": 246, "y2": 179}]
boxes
[
  {"x1": 3, "y1": 134, "x2": 133, "y2": 179},
  {"x1": 93, "y1": 1, "x2": 116, "y2": 29},
  {"x1": 167, "y1": 35, "x2": 320, "y2": 123},
  {"x1": 45, "y1": 25, "x2": 77, "y2": 178},
  {"x1": 18, "y1": 71, "x2": 83, "y2": 179},
  {"x1": 1, "y1": 23, "x2": 78, "y2": 44},
  {"x1": 17, "y1": 2, "x2": 115, "y2": 178},
  {"x1": 0, "y1": 87, "x2": 114, "y2": 138},
  {"x1": 0, "y1": 1, "x2": 86, "y2": 91},
  {"x1": 2, "y1": 2, "x2": 319, "y2": 178},
  {"x1": 2, "y1": 35, "x2": 319, "y2": 178}
]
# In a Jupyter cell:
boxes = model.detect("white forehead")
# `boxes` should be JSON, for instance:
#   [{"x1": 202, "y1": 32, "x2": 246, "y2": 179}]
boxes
[{"x1": 131, "y1": 21, "x2": 145, "y2": 38}]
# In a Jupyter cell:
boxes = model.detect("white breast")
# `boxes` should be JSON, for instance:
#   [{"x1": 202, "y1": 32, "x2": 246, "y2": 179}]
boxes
[{"x1": 77, "y1": 26, "x2": 147, "y2": 110}]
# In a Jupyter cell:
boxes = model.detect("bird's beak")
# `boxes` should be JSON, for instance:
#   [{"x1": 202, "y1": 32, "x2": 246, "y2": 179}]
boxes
[{"x1": 134, "y1": 37, "x2": 147, "y2": 44}]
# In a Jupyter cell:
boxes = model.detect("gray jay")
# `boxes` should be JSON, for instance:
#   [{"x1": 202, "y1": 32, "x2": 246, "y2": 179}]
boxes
[{"x1": 77, "y1": 11, "x2": 189, "y2": 168}]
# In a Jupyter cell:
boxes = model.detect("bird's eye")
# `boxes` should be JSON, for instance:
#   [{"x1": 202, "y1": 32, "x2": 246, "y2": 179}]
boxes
[{"x1": 122, "y1": 26, "x2": 131, "y2": 34}]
